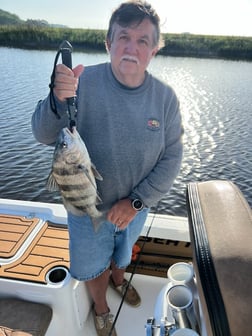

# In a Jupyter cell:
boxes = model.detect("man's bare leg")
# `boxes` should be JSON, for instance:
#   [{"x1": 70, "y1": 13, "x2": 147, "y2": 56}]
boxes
[
  {"x1": 86, "y1": 268, "x2": 111, "y2": 315},
  {"x1": 110, "y1": 260, "x2": 125, "y2": 286}
]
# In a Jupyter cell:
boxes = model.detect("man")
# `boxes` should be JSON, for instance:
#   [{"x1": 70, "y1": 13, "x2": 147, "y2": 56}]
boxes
[{"x1": 32, "y1": 1, "x2": 183, "y2": 335}]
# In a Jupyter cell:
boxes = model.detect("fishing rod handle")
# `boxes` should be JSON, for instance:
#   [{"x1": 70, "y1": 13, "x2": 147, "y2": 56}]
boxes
[
  {"x1": 61, "y1": 40, "x2": 73, "y2": 69},
  {"x1": 60, "y1": 40, "x2": 76, "y2": 107}
]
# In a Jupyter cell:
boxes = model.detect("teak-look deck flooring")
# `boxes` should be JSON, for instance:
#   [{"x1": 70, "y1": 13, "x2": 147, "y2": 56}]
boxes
[{"x1": 0, "y1": 214, "x2": 69, "y2": 283}]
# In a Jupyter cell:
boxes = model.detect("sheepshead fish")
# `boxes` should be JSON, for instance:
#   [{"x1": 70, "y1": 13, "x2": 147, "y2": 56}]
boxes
[{"x1": 46, "y1": 126, "x2": 104, "y2": 230}]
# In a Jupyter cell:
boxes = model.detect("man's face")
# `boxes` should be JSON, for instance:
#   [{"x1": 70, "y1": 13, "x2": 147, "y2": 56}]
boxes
[{"x1": 107, "y1": 18, "x2": 159, "y2": 87}]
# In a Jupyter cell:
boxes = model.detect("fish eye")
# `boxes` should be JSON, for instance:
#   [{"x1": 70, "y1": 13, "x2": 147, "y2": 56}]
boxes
[{"x1": 62, "y1": 141, "x2": 68, "y2": 148}]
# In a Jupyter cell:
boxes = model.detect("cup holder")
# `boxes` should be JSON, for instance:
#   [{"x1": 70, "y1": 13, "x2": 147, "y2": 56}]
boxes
[{"x1": 46, "y1": 266, "x2": 69, "y2": 284}]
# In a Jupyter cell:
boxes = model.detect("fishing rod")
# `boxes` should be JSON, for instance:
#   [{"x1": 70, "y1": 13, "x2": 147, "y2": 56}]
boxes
[{"x1": 49, "y1": 40, "x2": 77, "y2": 131}]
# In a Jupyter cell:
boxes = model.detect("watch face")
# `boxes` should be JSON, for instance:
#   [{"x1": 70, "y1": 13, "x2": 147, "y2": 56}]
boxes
[{"x1": 132, "y1": 199, "x2": 143, "y2": 211}]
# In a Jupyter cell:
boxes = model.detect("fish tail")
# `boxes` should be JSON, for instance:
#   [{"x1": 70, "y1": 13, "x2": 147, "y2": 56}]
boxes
[{"x1": 91, "y1": 213, "x2": 107, "y2": 232}]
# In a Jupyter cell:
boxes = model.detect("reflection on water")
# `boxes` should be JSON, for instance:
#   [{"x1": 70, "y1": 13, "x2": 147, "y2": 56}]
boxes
[{"x1": 0, "y1": 47, "x2": 251, "y2": 216}]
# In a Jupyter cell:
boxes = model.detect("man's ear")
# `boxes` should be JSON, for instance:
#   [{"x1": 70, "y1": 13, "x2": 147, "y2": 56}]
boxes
[
  {"x1": 105, "y1": 38, "x2": 111, "y2": 52},
  {"x1": 152, "y1": 46, "x2": 159, "y2": 57}
]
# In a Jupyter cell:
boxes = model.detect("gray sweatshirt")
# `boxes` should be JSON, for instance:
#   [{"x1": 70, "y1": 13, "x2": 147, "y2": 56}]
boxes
[{"x1": 32, "y1": 62, "x2": 183, "y2": 212}]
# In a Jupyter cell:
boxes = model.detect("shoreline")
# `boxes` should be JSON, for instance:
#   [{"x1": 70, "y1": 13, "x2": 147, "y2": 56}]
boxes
[{"x1": 1, "y1": 26, "x2": 252, "y2": 61}]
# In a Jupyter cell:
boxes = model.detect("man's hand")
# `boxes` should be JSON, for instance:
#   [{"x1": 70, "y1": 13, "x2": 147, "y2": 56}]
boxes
[
  {"x1": 53, "y1": 64, "x2": 84, "y2": 102},
  {"x1": 107, "y1": 198, "x2": 137, "y2": 229}
]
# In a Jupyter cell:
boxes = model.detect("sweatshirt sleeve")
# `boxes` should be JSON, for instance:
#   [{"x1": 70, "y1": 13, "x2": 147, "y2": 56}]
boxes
[
  {"x1": 31, "y1": 94, "x2": 69, "y2": 145},
  {"x1": 130, "y1": 95, "x2": 183, "y2": 208}
]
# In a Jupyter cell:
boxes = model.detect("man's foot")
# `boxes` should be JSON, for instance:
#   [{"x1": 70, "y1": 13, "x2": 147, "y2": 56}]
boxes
[
  {"x1": 93, "y1": 308, "x2": 117, "y2": 336},
  {"x1": 109, "y1": 277, "x2": 141, "y2": 307}
]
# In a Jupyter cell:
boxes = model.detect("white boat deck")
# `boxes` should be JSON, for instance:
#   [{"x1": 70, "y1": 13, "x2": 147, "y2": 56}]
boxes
[{"x1": 83, "y1": 273, "x2": 170, "y2": 335}]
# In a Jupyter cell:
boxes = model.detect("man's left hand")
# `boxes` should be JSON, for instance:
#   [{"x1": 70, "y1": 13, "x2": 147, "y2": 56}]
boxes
[{"x1": 107, "y1": 198, "x2": 137, "y2": 229}]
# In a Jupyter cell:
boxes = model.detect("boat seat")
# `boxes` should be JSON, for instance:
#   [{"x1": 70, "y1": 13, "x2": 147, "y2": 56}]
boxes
[{"x1": 0, "y1": 298, "x2": 52, "y2": 336}]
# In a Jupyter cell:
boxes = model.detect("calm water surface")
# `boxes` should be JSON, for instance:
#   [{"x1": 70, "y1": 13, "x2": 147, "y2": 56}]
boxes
[{"x1": 0, "y1": 47, "x2": 251, "y2": 216}]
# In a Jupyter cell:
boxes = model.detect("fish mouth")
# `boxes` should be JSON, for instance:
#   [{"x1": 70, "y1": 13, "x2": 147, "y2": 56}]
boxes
[
  {"x1": 64, "y1": 126, "x2": 76, "y2": 136},
  {"x1": 121, "y1": 55, "x2": 139, "y2": 64}
]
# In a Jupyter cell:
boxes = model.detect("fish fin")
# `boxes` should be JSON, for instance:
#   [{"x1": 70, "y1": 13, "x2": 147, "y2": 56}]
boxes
[
  {"x1": 78, "y1": 165, "x2": 103, "y2": 204},
  {"x1": 91, "y1": 163, "x2": 103, "y2": 181},
  {"x1": 80, "y1": 165, "x2": 101, "y2": 191},
  {"x1": 46, "y1": 172, "x2": 60, "y2": 191},
  {"x1": 96, "y1": 193, "x2": 103, "y2": 204}
]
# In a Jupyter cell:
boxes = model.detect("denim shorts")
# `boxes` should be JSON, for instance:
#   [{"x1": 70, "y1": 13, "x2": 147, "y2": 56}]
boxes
[{"x1": 67, "y1": 208, "x2": 149, "y2": 281}]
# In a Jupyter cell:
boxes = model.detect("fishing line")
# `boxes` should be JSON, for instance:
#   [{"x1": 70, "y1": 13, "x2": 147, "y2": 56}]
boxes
[{"x1": 108, "y1": 205, "x2": 160, "y2": 336}]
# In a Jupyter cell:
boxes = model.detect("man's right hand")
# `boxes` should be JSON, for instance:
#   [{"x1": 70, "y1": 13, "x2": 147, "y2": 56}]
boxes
[{"x1": 53, "y1": 64, "x2": 84, "y2": 102}]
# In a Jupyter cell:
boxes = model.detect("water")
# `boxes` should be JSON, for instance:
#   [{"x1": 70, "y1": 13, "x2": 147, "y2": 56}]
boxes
[{"x1": 0, "y1": 47, "x2": 251, "y2": 216}]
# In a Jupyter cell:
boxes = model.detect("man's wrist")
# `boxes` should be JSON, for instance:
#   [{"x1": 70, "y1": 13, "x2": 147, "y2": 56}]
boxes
[{"x1": 130, "y1": 198, "x2": 144, "y2": 211}]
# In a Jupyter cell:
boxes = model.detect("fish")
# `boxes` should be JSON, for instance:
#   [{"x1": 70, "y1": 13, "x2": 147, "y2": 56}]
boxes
[{"x1": 46, "y1": 126, "x2": 104, "y2": 231}]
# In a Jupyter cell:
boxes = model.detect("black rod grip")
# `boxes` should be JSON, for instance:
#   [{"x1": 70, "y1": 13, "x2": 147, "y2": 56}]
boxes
[
  {"x1": 59, "y1": 40, "x2": 76, "y2": 120},
  {"x1": 60, "y1": 40, "x2": 73, "y2": 69}
]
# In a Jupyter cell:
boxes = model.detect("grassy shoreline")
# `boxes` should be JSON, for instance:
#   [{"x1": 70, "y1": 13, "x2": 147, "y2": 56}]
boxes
[{"x1": 1, "y1": 25, "x2": 252, "y2": 61}]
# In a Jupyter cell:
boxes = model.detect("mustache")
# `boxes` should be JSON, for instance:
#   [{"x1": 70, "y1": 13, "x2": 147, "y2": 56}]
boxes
[{"x1": 120, "y1": 55, "x2": 139, "y2": 64}]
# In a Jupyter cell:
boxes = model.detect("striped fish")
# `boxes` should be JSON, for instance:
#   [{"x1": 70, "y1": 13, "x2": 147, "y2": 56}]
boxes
[{"x1": 46, "y1": 127, "x2": 104, "y2": 230}]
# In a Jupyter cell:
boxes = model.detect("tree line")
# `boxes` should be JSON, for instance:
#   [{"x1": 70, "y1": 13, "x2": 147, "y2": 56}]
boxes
[
  {"x1": 0, "y1": 25, "x2": 252, "y2": 61},
  {"x1": 0, "y1": 25, "x2": 106, "y2": 50}
]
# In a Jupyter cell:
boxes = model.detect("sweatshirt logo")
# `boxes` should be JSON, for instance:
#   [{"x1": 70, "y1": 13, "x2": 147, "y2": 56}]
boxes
[{"x1": 147, "y1": 118, "x2": 160, "y2": 131}]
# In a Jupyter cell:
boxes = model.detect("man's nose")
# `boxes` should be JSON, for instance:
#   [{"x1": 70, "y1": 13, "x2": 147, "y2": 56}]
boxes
[{"x1": 125, "y1": 40, "x2": 138, "y2": 53}]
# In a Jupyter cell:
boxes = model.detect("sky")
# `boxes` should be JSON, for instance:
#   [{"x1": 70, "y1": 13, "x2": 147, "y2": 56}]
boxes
[{"x1": 0, "y1": 0, "x2": 252, "y2": 37}]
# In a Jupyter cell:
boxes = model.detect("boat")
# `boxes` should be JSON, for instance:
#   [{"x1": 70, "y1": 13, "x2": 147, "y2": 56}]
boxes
[
  {"x1": 0, "y1": 195, "x2": 193, "y2": 335},
  {"x1": 0, "y1": 180, "x2": 251, "y2": 335}
]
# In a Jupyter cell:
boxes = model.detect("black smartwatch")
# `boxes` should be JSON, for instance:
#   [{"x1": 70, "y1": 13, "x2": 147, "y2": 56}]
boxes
[{"x1": 131, "y1": 198, "x2": 144, "y2": 211}]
